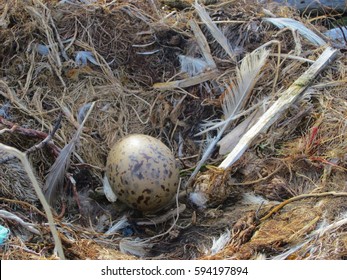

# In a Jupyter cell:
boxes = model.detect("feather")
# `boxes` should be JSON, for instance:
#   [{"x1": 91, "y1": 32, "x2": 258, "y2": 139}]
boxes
[
  {"x1": 75, "y1": 51, "x2": 99, "y2": 67},
  {"x1": 103, "y1": 174, "x2": 117, "y2": 203},
  {"x1": 209, "y1": 230, "x2": 231, "y2": 256},
  {"x1": 218, "y1": 107, "x2": 263, "y2": 155},
  {"x1": 77, "y1": 102, "x2": 92, "y2": 124},
  {"x1": 119, "y1": 238, "x2": 152, "y2": 257},
  {"x1": 187, "y1": 48, "x2": 269, "y2": 186},
  {"x1": 194, "y1": 0, "x2": 236, "y2": 61},
  {"x1": 44, "y1": 102, "x2": 95, "y2": 205},
  {"x1": 179, "y1": 55, "x2": 209, "y2": 77},
  {"x1": 105, "y1": 215, "x2": 129, "y2": 235},
  {"x1": 197, "y1": 47, "x2": 270, "y2": 135},
  {"x1": 189, "y1": 191, "x2": 208, "y2": 209},
  {"x1": 241, "y1": 192, "x2": 271, "y2": 205},
  {"x1": 263, "y1": 18, "x2": 326, "y2": 46}
]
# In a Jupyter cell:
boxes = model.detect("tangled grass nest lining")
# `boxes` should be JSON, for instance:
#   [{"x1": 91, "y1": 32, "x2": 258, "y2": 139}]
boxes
[{"x1": 0, "y1": 0, "x2": 346, "y2": 259}]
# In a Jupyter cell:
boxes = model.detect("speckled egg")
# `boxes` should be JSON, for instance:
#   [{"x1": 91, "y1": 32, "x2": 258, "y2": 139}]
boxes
[{"x1": 106, "y1": 134, "x2": 179, "y2": 213}]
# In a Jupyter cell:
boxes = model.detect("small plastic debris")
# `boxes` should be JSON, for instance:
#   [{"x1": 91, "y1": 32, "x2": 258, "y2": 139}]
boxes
[
  {"x1": 77, "y1": 103, "x2": 92, "y2": 124},
  {"x1": 0, "y1": 102, "x2": 11, "y2": 119},
  {"x1": 36, "y1": 44, "x2": 50, "y2": 56},
  {"x1": 0, "y1": 225, "x2": 10, "y2": 245},
  {"x1": 179, "y1": 55, "x2": 209, "y2": 77},
  {"x1": 324, "y1": 27, "x2": 347, "y2": 47},
  {"x1": 75, "y1": 51, "x2": 99, "y2": 66}
]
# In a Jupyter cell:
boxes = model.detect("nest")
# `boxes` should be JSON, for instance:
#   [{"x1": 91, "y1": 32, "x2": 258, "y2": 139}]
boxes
[{"x1": 0, "y1": 0, "x2": 346, "y2": 260}]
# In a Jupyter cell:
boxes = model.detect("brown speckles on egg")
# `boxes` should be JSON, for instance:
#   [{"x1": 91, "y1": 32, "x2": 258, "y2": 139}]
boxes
[
  {"x1": 106, "y1": 134, "x2": 179, "y2": 213},
  {"x1": 137, "y1": 195, "x2": 144, "y2": 203}
]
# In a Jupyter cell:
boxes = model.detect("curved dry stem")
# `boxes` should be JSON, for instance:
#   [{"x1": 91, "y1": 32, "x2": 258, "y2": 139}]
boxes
[{"x1": 0, "y1": 143, "x2": 65, "y2": 259}]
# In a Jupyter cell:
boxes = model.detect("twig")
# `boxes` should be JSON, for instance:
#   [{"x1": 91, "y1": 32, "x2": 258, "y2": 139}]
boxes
[
  {"x1": 0, "y1": 114, "x2": 62, "y2": 164},
  {"x1": 153, "y1": 69, "x2": 219, "y2": 89},
  {"x1": 231, "y1": 164, "x2": 284, "y2": 186},
  {"x1": 260, "y1": 191, "x2": 347, "y2": 221},
  {"x1": 135, "y1": 204, "x2": 186, "y2": 226}
]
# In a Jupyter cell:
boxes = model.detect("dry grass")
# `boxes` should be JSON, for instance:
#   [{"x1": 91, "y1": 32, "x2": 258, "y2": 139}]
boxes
[{"x1": 0, "y1": 0, "x2": 346, "y2": 259}]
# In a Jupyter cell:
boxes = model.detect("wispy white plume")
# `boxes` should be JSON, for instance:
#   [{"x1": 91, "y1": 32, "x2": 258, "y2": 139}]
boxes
[
  {"x1": 189, "y1": 191, "x2": 208, "y2": 209},
  {"x1": 44, "y1": 102, "x2": 95, "y2": 205},
  {"x1": 179, "y1": 55, "x2": 209, "y2": 77},
  {"x1": 194, "y1": 0, "x2": 236, "y2": 61},
  {"x1": 263, "y1": 18, "x2": 326, "y2": 46},
  {"x1": 209, "y1": 230, "x2": 231, "y2": 255}
]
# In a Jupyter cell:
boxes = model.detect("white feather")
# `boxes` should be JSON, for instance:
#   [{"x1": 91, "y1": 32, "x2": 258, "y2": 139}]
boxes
[
  {"x1": 194, "y1": 0, "x2": 236, "y2": 61},
  {"x1": 211, "y1": 230, "x2": 231, "y2": 255},
  {"x1": 264, "y1": 18, "x2": 326, "y2": 46},
  {"x1": 105, "y1": 215, "x2": 129, "y2": 235},
  {"x1": 189, "y1": 191, "x2": 208, "y2": 209},
  {"x1": 119, "y1": 238, "x2": 152, "y2": 257},
  {"x1": 197, "y1": 48, "x2": 269, "y2": 136},
  {"x1": 179, "y1": 55, "x2": 209, "y2": 77},
  {"x1": 187, "y1": 48, "x2": 269, "y2": 186},
  {"x1": 103, "y1": 175, "x2": 117, "y2": 203}
]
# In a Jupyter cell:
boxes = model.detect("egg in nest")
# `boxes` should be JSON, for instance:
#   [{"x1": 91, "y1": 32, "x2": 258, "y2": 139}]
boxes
[{"x1": 106, "y1": 134, "x2": 179, "y2": 213}]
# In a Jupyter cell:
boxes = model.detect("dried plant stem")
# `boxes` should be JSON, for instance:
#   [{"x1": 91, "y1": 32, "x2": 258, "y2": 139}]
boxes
[
  {"x1": 0, "y1": 114, "x2": 62, "y2": 164},
  {"x1": 0, "y1": 210, "x2": 40, "y2": 235},
  {"x1": 0, "y1": 197, "x2": 46, "y2": 217},
  {"x1": 153, "y1": 69, "x2": 219, "y2": 89},
  {"x1": 261, "y1": 191, "x2": 347, "y2": 221},
  {"x1": 219, "y1": 47, "x2": 338, "y2": 169},
  {"x1": 0, "y1": 143, "x2": 65, "y2": 259}
]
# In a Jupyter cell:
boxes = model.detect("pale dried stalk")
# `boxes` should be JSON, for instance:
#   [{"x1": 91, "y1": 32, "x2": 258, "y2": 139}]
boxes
[
  {"x1": 153, "y1": 69, "x2": 219, "y2": 89},
  {"x1": 0, "y1": 143, "x2": 65, "y2": 259},
  {"x1": 219, "y1": 47, "x2": 338, "y2": 169}
]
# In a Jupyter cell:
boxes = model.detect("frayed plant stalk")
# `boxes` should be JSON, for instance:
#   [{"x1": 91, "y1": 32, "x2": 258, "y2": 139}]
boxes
[
  {"x1": 153, "y1": 69, "x2": 219, "y2": 89},
  {"x1": 190, "y1": 47, "x2": 338, "y2": 208},
  {"x1": 0, "y1": 143, "x2": 65, "y2": 259},
  {"x1": 219, "y1": 47, "x2": 338, "y2": 170},
  {"x1": 272, "y1": 211, "x2": 347, "y2": 260},
  {"x1": 44, "y1": 102, "x2": 95, "y2": 205}
]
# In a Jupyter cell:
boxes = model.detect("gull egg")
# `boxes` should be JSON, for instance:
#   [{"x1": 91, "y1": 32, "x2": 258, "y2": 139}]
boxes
[{"x1": 106, "y1": 134, "x2": 179, "y2": 213}]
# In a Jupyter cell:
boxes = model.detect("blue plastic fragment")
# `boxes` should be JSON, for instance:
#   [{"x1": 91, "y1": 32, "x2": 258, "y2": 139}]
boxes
[
  {"x1": 0, "y1": 225, "x2": 10, "y2": 245},
  {"x1": 122, "y1": 226, "x2": 134, "y2": 237}
]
